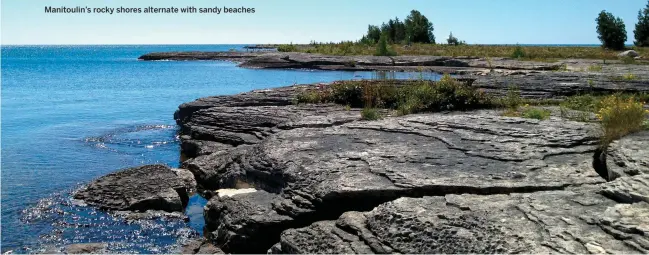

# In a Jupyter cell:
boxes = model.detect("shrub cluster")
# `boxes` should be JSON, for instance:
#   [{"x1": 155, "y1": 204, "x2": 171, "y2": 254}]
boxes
[{"x1": 296, "y1": 75, "x2": 494, "y2": 115}]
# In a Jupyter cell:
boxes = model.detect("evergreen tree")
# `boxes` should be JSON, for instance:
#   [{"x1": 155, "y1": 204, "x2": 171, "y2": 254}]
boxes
[
  {"x1": 375, "y1": 34, "x2": 395, "y2": 56},
  {"x1": 596, "y1": 10, "x2": 627, "y2": 50},
  {"x1": 393, "y1": 17, "x2": 406, "y2": 43},
  {"x1": 634, "y1": 1, "x2": 649, "y2": 47},
  {"x1": 361, "y1": 25, "x2": 382, "y2": 44},
  {"x1": 404, "y1": 10, "x2": 435, "y2": 44}
]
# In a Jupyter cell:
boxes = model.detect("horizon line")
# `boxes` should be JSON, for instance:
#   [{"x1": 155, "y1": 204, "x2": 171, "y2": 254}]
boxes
[{"x1": 1, "y1": 43, "x2": 619, "y2": 46}]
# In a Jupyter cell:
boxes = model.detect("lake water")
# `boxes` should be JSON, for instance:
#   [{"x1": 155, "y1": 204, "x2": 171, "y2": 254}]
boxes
[{"x1": 0, "y1": 45, "x2": 439, "y2": 253}]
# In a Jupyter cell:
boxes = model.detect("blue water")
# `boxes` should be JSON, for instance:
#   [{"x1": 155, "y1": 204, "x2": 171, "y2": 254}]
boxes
[{"x1": 1, "y1": 45, "x2": 438, "y2": 253}]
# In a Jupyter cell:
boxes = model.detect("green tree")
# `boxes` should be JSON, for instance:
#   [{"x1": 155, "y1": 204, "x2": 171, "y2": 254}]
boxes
[
  {"x1": 635, "y1": 1, "x2": 649, "y2": 47},
  {"x1": 446, "y1": 32, "x2": 465, "y2": 46},
  {"x1": 404, "y1": 10, "x2": 435, "y2": 44},
  {"x1": 393, "y1": 17, "x2": 406, "y2": 43},
  {"x1": 361, "y1": 25, "x2": 382, "y2": 44},
  {"x1": 375, "y1": 34, "x2": 396, "y2": 56},
  {"x1": 596, "y1": 10, "x2": 627, "y2": 50}
]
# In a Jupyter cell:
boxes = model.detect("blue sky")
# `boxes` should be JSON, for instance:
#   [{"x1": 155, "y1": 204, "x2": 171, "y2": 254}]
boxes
[{"x1": 1, "y1": 0, "x2": 647, "y2": 45}]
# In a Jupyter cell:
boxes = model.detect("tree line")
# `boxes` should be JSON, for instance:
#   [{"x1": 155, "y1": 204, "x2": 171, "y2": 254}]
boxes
[
  {"x1": 358, "y1": 2, "x2": 649, "y2": 51},
  {"x1": 359, "y1": 10, "x2": 436, "y2": 45}
]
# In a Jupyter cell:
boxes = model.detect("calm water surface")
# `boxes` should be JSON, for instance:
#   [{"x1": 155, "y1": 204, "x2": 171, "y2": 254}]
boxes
[{"x1": 1, "y1": 45, "x2": 439, "y2": 253}]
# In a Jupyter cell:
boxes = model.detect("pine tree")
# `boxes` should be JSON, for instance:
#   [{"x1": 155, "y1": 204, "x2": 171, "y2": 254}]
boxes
[
  {"x1": 404, "y1": 10, "x2": 435, "y2": 44},
  {"x1": 634, "y1": 1, "x2": 649, "y2": 47}
]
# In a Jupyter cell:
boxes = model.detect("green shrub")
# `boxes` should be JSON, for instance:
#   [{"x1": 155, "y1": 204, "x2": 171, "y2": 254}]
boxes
[
  {"x1": 296, "y1": 75, "x2": 494, "y2": 115},
  {"x1": 522, "y1": 107, "x2": 551, "y2": 120},
  {"x1": 500, "y1": 85, "x2": 523, "y2": 110},
  {"x1": 296, "y1": 91, "x2": 324, "y2": 104},
  {"x1": 511, "y1": 45, "x2": 526, "y2": 59},
  {"x1": 375, "y1": 35, "x2": 396, "y2": 56},
  {"x1": 361, "y1": 107, "x2": 382, "y2": 120},
  {"x1": 560, "y1": 94, "x2": 600, "y2": 112}
]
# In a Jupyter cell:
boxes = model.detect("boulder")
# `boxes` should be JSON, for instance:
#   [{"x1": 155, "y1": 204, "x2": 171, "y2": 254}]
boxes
[
  {"x1": 171, "y1": 168, "x2": 197, "y2": 194},
  {"x1": 74, "y1": 165, "x2": 189, "y2": 212},
  {"x1": 618, "y1": 50, "x2": 640, "y2": 58},
  {"x1": 203, "y1": 190, "x2": 295, "y2": 253}
]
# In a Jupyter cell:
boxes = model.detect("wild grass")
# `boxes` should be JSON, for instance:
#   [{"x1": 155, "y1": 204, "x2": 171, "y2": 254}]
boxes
[
  {"x1": 587, "y1": 65, "x2": 603, "y2": 72},
  {"x1": 611, "y1": 73, "x2": 639, "y2": 81},
  {"x1": 597, "y1": 95, "x2": 648, "y2": 145},
  {"x1": 276, "y1": 43, "x2": 649, "y2": 60}
]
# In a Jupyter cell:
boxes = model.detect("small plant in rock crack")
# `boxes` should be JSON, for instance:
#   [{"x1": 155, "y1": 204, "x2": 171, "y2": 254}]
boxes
[{"x1": 361, "y1": 107, "x2": 382, "y2": 120}]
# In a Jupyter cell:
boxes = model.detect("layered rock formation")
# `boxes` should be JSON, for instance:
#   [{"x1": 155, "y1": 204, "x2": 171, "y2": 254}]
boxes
[
  {"x1": 275, "y1": 175, "x2": 649, "y2": 254},
  {"x1": 170, "y1": 77, "x2": 648, "y2": 253}
]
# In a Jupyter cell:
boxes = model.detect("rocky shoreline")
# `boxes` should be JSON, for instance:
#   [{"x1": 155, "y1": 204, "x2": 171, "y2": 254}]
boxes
[{"x1": 72, "y1": 52, "x2": 649, "y2": 254}]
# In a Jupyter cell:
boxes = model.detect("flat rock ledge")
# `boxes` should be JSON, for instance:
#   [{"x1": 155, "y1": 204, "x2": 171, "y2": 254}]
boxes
[
  {"x1": 171, "y1": 75, "x2": 649, "y2": 253},
  {"x1": 73, "y1": 165, "x2": 191, "y2": 212}
]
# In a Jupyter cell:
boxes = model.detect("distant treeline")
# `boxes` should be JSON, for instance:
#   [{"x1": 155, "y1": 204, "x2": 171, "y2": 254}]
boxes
[{"x1": 358, "y1": 10, "x2": 435, "y2": 45}]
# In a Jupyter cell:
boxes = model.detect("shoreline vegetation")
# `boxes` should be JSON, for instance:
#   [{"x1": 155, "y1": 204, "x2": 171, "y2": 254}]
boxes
[
  {"x1": 266, "y1": 3, "x2": 649, "y2": 60},
  {"x1": 294, "y1": 76, "x2": 649, "y2": 147},
  {"x1": 274, "y1": 43, "x2": 648, "y2": 61}
]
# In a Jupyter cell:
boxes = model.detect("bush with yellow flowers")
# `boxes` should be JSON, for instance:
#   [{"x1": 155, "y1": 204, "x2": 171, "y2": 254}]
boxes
[{"x1": 596, "y1": 95, "x2": 649, "y2": 145}]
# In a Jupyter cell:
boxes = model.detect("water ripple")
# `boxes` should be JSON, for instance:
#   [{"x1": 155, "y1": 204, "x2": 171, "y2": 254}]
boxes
[
  {"x1": 83, "y1": 124, "x2": 179, "y2": 155},
  {"x1": 15, "y1": 187, "x2": 199, "y2": 254}
]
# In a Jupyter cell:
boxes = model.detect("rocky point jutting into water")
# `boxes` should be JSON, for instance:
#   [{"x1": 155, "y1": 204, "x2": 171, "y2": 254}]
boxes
[{"x1": 72, "y1": 52, "x2": 649, "y2": 254}]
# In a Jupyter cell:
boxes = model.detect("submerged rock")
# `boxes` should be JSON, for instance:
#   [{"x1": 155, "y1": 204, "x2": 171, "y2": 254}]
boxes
[
  {"x1": 65, "y1": 243, "x2": 107, "y2": 254},
  {"x1": 73, "y1": 165, "x2": 189, "y2": 212}
]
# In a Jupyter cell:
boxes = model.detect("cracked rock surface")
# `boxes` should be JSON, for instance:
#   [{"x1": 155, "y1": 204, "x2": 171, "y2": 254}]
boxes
[
  {"x1": 274, "y1": 186, "x2": 649, "y2": 254},
  {"x1": 170, "y1": 75, "x2": 648, "y2": 253}
]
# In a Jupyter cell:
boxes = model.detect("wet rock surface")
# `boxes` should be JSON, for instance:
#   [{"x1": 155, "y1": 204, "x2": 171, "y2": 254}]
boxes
[{"x1": 73, "y1": 165, "x2": 190, "y2": 212}]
